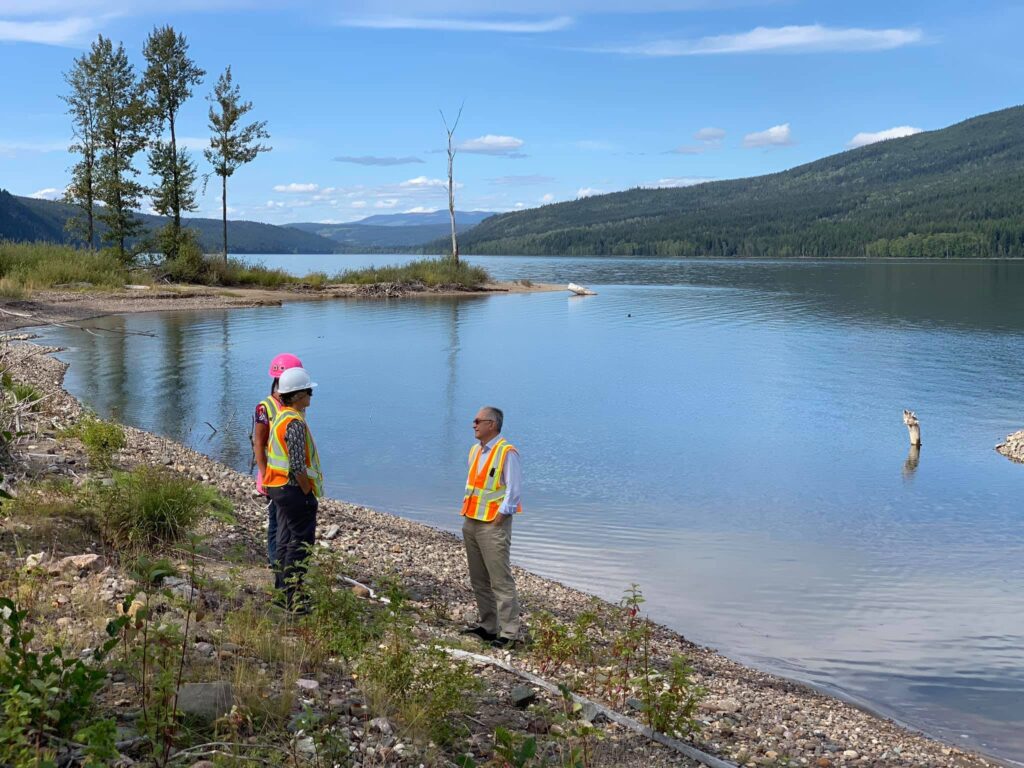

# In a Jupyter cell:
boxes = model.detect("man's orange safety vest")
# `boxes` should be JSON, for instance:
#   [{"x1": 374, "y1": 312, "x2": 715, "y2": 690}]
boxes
[{"x1": 460, "y1": 437, "x2": 521, "y2": 522}]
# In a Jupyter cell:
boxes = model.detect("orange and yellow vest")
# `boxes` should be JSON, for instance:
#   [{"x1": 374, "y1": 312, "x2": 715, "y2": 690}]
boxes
[
  {"x1": 460, "y1": 438, "x2": 521, "y2": 522},
  {"x1": 263, "y1": 407, "x2": 323, "y2": 496}
]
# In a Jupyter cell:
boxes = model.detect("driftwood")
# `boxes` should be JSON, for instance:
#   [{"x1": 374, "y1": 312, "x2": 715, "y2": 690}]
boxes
[
  {"x1": 902, "y1": 409, "x2": 922, "y2": 447},
  {"x1": 567, "y1": 283, "x2": 598, "y2": 296},
  {"x1": 442, "y1": 648, "x2": 738, "y2": 768}
]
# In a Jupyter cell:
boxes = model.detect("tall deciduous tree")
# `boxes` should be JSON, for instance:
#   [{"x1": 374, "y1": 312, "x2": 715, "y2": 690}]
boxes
[
  {"x1": 440, "y1": 104, "x2": 464, "y2": 264},
  {"x1": 204, "y1": 66, "x2": 270, "y2": 262},
  {"x1": 143, "y1": 25, "x2": 205, "y2": 259},
  {"x1": 93, "y1": 35, "x2": 150, "y2": 262},
  {"x1": 62, "y1": 43, "x2": 103, "y2": 249}
]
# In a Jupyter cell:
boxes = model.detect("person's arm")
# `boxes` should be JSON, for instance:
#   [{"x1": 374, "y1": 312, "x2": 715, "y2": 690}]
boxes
[
  {"x1": 285, "y1": 419, "x2": 314, "y2": 495},
  {"x1": 496, "y1": 448, "x2": 521, "y2": 518},
  {"x1": 253, "y1": 405, "x2": 270, "y2": 492}
]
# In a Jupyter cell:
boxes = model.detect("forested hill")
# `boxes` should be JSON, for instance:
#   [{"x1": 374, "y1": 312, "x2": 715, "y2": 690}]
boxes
[
  {"x1": 0, "y1": 192, "x2": 342, "y2": 254},
  {"x1": 454, "y1": 105, "x2": 1024, "y2": 259}
]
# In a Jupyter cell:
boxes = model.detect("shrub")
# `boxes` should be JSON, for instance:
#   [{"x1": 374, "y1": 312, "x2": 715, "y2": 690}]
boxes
[
  {"x1": 62, "y1": 415, "x2": 126, "y2": 468},
  {"x1": 357, "y1": 606, "x2": 480, "y2": 744},
  {"x1": 0, "y1": 597, "x2": 121, "y2": 764},
  {"x1": 335, "y1": 258, "x2": 490, "y2": 288},
  {"x1": 300, "y1": 551, "x2": 384, "y2": 661},
  {"x1": 163, "y1": 250, "x2": 326, "y2": 289},
  {"x1": 97, "y1": 466, "x2": 232, "y2": 552}
]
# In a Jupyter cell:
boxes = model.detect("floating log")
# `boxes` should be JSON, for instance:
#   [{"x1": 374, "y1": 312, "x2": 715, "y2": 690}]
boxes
[
  {"x1": 903, "y1": 409, "x2": 922, "y2": 447},
  {"x1": 567, "y1": 282, "x2": 597, "y2": 296}
]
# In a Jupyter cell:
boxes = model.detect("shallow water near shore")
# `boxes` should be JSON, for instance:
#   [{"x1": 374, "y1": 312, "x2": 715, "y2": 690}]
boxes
[{"x1": 39, "y1": 256, "x2": 1024, "y2": 763}]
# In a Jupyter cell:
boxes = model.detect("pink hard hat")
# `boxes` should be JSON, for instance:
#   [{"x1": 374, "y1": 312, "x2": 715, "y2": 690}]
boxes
[{"x1": 268, "y1": 353, "x2": 303, "y2": 379}]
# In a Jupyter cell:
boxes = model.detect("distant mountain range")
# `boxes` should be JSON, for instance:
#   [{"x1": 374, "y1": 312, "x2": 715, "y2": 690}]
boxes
[
  {"x1": 453, "y1": 105, "x2": 1024, "y2": 259},
  {"x1": 0, "y1": 193, "x2": 495, "y2": 254},
  {"x1": 288, "y1": 211, "x2": 494, "y2": 250}
]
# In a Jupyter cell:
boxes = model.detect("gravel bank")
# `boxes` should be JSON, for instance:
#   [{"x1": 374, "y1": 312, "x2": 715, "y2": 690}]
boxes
[
  {"x1": 3, "y1": 339, "x2": 1006, "y2": 768},
  {"x1": 996, "y1": 429, "x2": 1024, "y2": 463}
]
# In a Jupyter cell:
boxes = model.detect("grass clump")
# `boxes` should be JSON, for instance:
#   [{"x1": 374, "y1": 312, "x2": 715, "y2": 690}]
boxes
[
  {"x1": 96, "y1": 466, "x2": 233, "y2": 552},
  {"x1": 336, "y1": 257, "x2": 489, "y2": 288},
  {"x1": 0, "y1": 241, "x2": 131, "y2": 292},
  {"x1": 61, "y1": 414, "x2": 126, "y2": 468},
  {"x1": 163, "y1": 241, "x2": 327, "y2": 288},
  {"x1": 1, "y1": 372, "x2": 41, "y2": 409},
  {"x1": 357, "y1": 598, "x2": 480, "y2": 744}
]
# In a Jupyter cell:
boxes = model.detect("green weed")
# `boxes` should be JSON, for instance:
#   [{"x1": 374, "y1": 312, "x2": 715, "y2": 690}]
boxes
[{"x1": 335, "y1": 257, "x2": 490, "y2": 288}]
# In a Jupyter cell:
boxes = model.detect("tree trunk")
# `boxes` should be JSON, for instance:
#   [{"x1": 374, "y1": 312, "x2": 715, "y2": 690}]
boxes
[
  {"x1": 169, "y1": 110, "x2": 180, "y2": 259},
  {"x1": 447, "y1": 145, "x2": 458, "y2": 263},
  {"x1": 222, "y1": 175, "x2": 228, "y2": 264}
]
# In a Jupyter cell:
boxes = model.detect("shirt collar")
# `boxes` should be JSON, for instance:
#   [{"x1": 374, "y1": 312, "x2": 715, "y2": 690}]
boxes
[{"x1": 480, "y1": 434, "x2": 503, "y2": 451}]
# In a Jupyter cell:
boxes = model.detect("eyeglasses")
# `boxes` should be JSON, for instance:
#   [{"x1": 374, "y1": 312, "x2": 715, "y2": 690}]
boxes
[
  {"x1": 303, "y1": 389, "x2": 313, "y2": 397},
  {"x1": 473, "y1": 418, "x2": 494, "y2": 425}
]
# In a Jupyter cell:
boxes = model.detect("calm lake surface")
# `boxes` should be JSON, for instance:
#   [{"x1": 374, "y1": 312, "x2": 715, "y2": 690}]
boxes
[{"x1": 40, "y1": 256, "x2": 1024, "y2": 762}]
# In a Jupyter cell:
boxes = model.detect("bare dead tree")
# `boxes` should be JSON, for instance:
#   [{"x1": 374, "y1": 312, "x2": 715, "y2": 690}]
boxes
[{"x1": 440, "y1": 103, "x2": 464, "y2": 264}]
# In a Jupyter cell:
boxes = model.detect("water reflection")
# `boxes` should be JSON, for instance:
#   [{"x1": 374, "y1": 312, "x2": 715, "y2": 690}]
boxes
[{"x1": 902, "y1": 444, "x2": 922, "y2": 481}]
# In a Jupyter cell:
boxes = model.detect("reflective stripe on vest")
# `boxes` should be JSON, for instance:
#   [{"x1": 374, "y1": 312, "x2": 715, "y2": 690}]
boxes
[
  {"x1": 460, "y1": 437, "x2": 521, "y2": 522},
  {"x1": 263, "y1": 407, "x2": 323, "y2": 496},
  {"x1": 260, "y1": 395, "x2": 282, "y2": 426}
]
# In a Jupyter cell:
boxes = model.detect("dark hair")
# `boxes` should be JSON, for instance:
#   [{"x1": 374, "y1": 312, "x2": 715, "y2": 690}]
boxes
[
  {"x1": 281, "y1": 389, "x2": 306, "y2": 406},
  {"x1": 270, "y1": 379, "x2": 278, "y2": 395},
  {"x1": 482, "y1": 405, "x2": 503, "y2": 432}
]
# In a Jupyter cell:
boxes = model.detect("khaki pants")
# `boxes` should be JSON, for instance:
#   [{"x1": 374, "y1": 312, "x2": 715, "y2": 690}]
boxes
[{"x1": 462, "y1": 515, "x2": 520, "y2": 639}]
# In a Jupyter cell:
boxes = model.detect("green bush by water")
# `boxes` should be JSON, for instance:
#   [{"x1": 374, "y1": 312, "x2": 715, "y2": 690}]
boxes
[
  {"x1": 335, "y1": 258, "x2": 489, "y2": 288},
  {"x1": 62, "y1": 415, "x2": 126, "y2": 469},
  {"x1": 0, "y1": 241, "x2": 132, "y2": 295}
]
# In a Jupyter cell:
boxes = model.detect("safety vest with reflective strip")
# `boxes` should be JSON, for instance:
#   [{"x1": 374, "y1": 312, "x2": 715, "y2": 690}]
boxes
[
  {"x1": 460, "y1": 438, "x2": 521, "y2": 522},
  {"x1": 260, "y1": 395, "x2": 282, "y2": 426},
  {"x1": 249, "y1": 395, "x2": 284, "y2": 471},
  {"x1": 263, "y1": 407, "x2": 323, "y2": 496}
]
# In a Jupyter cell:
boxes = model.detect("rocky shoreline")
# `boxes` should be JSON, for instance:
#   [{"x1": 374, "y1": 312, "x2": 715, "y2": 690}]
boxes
[
  {"x1": 0, "y1": 338, "x2": 1006, "y2": 768},
  {"x1": 996, "y1": 430, "x2": 1024, "y2": 463}
]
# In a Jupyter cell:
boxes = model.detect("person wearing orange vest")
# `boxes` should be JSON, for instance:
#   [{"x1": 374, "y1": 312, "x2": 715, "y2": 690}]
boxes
[
  {"x1": 262, "y1": 367, "x2": 322, "y2": 613},
  {"x1": 460, "y1": 405, "x2": 522, "y2": 649},
  {"x1": 252, "y1": 353, "x2": 304, "y2": 567}
]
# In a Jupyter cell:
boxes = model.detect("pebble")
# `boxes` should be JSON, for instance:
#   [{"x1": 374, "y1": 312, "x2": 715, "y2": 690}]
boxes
[{"x1": 296, "y1": 678, "x2": 320, "y2": 692}]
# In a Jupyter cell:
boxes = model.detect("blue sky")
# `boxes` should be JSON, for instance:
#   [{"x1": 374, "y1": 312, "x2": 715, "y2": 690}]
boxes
[{"x1": 1, "y1": 0, "x2": 1023, "y2": 225}]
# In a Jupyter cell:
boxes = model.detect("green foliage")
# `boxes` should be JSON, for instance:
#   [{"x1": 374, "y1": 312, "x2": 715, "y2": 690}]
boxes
[
  {"x1": 357, "y1": 603, "x2": 480, "y2": 743},
  {"x1": 91, "y1": 35, "x2": 151, "y2": 261},
  {"x1": 143, "y1": 25, "x2": 205, "y2": 261},
  {"x1": 127, "y1": 554, "x2": 180, "y2": 586},
  {"x1": 0, "y1": 597, "x2": 120, "y2": 762},
  {"x1": 96, "y1": 466, "x2": 231, "y2": 552},
  {"x1": 493, "y1": 726, "x2": 539, "y2": 767},
  {"x1": 300, "y1": 552, "x2": 384, "y2": 661},
  {"x1": 635, "y1": 655, "x2": 703, "y2": 738},
  {"x1": 163, "y1": 247, "x2": 323, "y2": 288},
  {"x1": 62, "y1": 44, "x2": 102, "y2": 249},
  {"x1": 293, "y1": 707, "x2": 354, "y2": 767},
  {"x1": 531, "y1": 609, "x2": 597, "y2": 677},
  {"x1": 336, "y1": 257, "x2": 490, "y2": 288},
  {"x1": 0, "y1": 241, "x2": 130, "y2": 291},
  {"x1": 1, "y1": 373, "x2": 41, "y2": 409},
  {"x1": 63, "y1": 413, "x2": 126, "y2": 468},
  {"x1": 444, "y1": 105, "x2": 1024, "y2": 259}
]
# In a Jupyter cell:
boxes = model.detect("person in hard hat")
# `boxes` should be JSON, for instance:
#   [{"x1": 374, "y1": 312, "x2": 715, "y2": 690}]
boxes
[
  {"x1": 460, "y1": 406, "x2": 522, "y2": 649},
  {"x1": 252, "y1": 353, "x2": 303, "y2": 567},
  {"x1": 262, "y1": 367, "x2": 322, "y2": 613}
]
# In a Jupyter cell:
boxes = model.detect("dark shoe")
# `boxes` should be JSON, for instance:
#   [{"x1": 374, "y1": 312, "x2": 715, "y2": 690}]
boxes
[
  {"x1": 461, "y1": 625, "x2": 497, "y2": 642},
  {"x1": 491, "y1": 636, "x2": 516, "y2": 650}
]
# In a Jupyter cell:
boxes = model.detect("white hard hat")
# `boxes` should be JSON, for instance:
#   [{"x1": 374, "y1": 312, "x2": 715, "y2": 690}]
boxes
[{"x1": 278, "y1": 367, "x2": 318, "y2": 394}]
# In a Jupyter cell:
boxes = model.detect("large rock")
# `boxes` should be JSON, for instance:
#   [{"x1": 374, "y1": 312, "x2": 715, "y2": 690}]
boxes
[
  {"x1": 176, "y1": 681, "x2": 233, "y2": 724},
  {"x1": 48, "y1": 553, "x2": 103, "y2": 575}
]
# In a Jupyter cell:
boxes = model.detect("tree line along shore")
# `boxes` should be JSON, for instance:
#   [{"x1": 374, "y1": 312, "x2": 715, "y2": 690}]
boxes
[{"x1": 0, "y1": 337, "x2": 1006, "y2": 767}]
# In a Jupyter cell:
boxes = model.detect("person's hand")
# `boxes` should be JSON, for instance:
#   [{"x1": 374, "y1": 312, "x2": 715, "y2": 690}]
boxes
[{"x1": 255, "y1": 474, "x2": 265, "y2": 495}]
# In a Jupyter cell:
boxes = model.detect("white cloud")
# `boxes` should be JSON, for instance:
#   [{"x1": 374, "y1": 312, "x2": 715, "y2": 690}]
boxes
[
  {"x1": 599, "y1": 24, "x2": 925, "y2": 56},
  {"x1": 0, "y1": 139, "x2": 67, "y2": 156},
  {"x1": 743, "y1": 123, "x2": 794, "y2": 148},
  {"x1": 404, "y1": 206, "x2": 438, "y2": 213},
  {"x1": 458, "y1": 134, "x2": 526, "y2": 157},
  {"x1": 694, "y1": 127, "x2": 726, "y2": 143},
  {"x1": 0, "y1": 17, "x2": 95, "y2": 45},
  {"x1": 399, "y1": 176, "x2": 448, "y2": 188},
  {"x1": 513, "y1": 202, "x2": 526, "y2": 209},
  {"x1": 28, "y1": 187, "x2": 64, "y2": 200},
  {"x1": 375, "y1": 199, "x2": 399, "y2": 209},
  {"x1": 540, "y1": 193, "x2": 555, "y2": 203},
  {"x1": 649, "y1": 177, "x2": 714, "y2": 188},
  {"x1": 338, "y1": 15, "x2": 572, "y2": 33},
  {"x1": 577, "y1": 187, "x2": 603, "y2": 198},
  {"x1": 847, "y1": 125, "x2": 924, "y2": 148},
  {"x1": 351, "y1": 200, "x2": 368, "y2": 209},
  {"x1": 273, "y1": 182, "x2": 319, "y2": 193}
]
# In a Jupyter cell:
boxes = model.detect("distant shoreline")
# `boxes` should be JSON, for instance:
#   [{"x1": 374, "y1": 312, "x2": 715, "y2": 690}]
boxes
[{"x1": 0, "y1": 279, "x2": 565, "y2": 333}]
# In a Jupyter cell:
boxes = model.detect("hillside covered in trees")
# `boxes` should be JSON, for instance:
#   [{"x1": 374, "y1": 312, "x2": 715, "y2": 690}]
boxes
[
  {"x1": 0, "y1": 191, "x2": 341, "y2": 254},
  {"x1": 453, "y1": 105, "x2": 1024, "y2": 259}
]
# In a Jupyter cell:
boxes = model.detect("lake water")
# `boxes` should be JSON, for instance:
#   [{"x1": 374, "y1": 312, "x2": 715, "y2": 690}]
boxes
[{"x1": 39, "y1": 256, "x2": 1024, "y2": 763}]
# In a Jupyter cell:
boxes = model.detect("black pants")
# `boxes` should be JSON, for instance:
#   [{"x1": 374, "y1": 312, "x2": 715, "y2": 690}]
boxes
[{"x1": 269, "y1": 485, "x2": 318, "y2": 607}]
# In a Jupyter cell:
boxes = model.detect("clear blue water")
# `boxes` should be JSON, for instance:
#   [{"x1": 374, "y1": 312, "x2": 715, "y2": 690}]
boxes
[{"x1": 39, "y1": 256, "x2": 1024, "y2": 762}]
